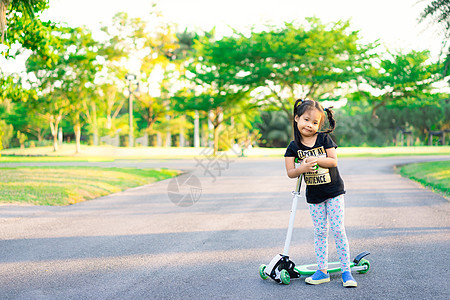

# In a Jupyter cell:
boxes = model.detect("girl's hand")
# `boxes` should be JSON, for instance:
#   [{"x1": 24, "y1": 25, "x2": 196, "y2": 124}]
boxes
[
  {"x1": 302, "y1": 157, "x2": 318, "y2": 172},
  {"x1": 304, "y1": 157, "x2": 317, "y2": 164}
]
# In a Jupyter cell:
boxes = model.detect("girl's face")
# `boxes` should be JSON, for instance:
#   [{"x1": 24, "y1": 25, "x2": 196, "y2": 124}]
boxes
[{"x1": 295, "y1": 108, "x2": 322, "y2": 138}]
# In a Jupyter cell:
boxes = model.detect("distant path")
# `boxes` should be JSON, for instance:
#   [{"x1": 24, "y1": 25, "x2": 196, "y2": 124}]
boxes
[{"x1": 0, "y1": 156, "x2": 449, "y2": 299}]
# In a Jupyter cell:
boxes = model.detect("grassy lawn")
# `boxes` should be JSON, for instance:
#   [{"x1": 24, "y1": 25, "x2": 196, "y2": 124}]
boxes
[
  {"x1": 0, "y1": 167, "x2": 179, "y2": 206},
  {"x1": 398, "y1": 160, "x2": 450, "y2": 199}
]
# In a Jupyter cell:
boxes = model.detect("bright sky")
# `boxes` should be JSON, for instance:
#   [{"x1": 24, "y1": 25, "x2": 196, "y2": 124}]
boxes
[
  {"x1": 41, "y1": 0, "x2": 440, "y2": 54},
  {"x1": 0, "y1": 0, "x2": 444, "y2": 73}
]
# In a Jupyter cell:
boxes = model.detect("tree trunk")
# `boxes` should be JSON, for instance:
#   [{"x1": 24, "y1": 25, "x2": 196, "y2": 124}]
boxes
[
  {"x1": 49, "y1": 115, "x2": 61, "y2": 152},
  {"x1": 0, "y1": 0, "x2": 11, "y2": 43},
  {"x1": 106, "y1": 114, "x2": 112, "y2": 130},
  {"x1": 74, "y1": 121, "x2": 81, "y2": 153},
  {"x1": 165, "y1": 114, "x2": 171, "y2": 147},
  {"x1": 90, "y1": 102, "x2": 99, "y2": 146},
  {"x1": 58, "y1": 127, "x2": 63, "y2": 146},
  {"x1": 211, "y1": 108, "x2": 223, "y2": 156},
  {"x1": 208, "y1": 111, "x2": 214, "y2": 148},
  {"x1": 37, "y1": 128, "x2": 43, "y2": 143},
  {"x1": 194, "y1": 110, "x2": 200, "y2": 148},
  {"x1": 372, "y1": 100, "x2": 386, "y2": 119},
  {"x1": 179, "y1": 115, "x2": 185, "y2": 147},
  {"x1": 213, "y1": 124, "x2": 220, "y2": 156},
  {"x1": 157, "y1": 132, "x2": 162, "y2": 147}
]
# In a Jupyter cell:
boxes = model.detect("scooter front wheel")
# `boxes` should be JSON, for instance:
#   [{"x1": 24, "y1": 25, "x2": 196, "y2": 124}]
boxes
[
  {"x1": 280, "y1": 269, "x2": 290, "y2": 285},
  {"x1": 259, "y1": 264, "x2": 269, "y2": 280},
  {"x1": 357, "y1": 258, "x2": 370, "y2": 274}
]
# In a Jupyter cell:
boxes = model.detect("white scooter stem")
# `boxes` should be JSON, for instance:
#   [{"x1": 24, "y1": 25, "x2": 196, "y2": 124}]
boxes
[{"x1": 282, "y1": 174, "x2": 303, "y2": 256}]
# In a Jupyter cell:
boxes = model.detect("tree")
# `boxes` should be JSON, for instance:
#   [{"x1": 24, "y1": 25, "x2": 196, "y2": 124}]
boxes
[
  {"x1": 97, "y1": 10, "x2": 181, "y2": 147},
  {"x1": 232, "y1": 18, "x2": 374, "y2": 122},
  {"x1": 359, "y1": 50, "x2": 443, "y2": 118},
  {"x1": 1, "y1": 0, "x2": 58, "y2": 68},
  {"x1": 420, "y1": 0, "x2": 450, "y2": 39},
  {"x1": 1, "y1": 0, "x2": 48, "y2": 43},
  {"x1": 4, "y1": 100, "x2": 49, "y2": 142},
  {"x1": 63, "y1": 27, "x2": 102, "y2": 153},
  {"x1": 25, "y1": 25, "x2": 101, "y2": 152},
  {"x1": 257, "y1": 110, "x2": 291, "y2": 147},
  {"x1": 334, "y1": 97, "x2": 450, "y2": 146},
  {"x1": 0, "y1": 0, "x2": 51, "y2": 150},
  {"x1": 174, "y1": 28, "x2": 200, "y2": 147},
  {"x1": 1, "y1": 0, "x2": 58, "y2": 153},
  {"x1": 420, "y1": 0, "x2": 450, "y2": 77},
  {"x1": 0, "y1": 72, "x2": 37, "y2": 104},
  {"x1": 138, "y1": 20, "x2": 180, "y2": 146},
  {"x1": 96, "y1": 13, "x2": 132, "y2": 134},
  {"x1": 177, "y1": 31, "x2": 258, "y2": 154}
]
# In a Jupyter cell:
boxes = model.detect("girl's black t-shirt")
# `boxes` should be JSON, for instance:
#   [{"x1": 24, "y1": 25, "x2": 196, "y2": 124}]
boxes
[{"x1": 284, "y1": 133, "x2": 345, "y2": 204}]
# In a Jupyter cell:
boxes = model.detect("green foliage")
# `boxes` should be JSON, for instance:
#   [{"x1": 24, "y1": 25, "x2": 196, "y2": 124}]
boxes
[
  {"x1": 229, "y1": 18, "x2": 375, "y2": 116},
  {"x1": 178, "y1": 30, "x2": 259, "y2": 153},
  {"x1": 2, "y1": 0, "x2": 56, "y2": 63},
  {"x1": 1, "y1": 7, "x2": 447, "y2": 150},
  {"x1": 334, "y1": 98, "x2": 450, "y2": 146},
  {"x1": 361, "y1": 50, "x2": 443, "y2": 117},
  {"x1": 16, "y1": 130, "x2": 27, "y2": 146},
  {"x1": 0, "y1": 119, "x2": 13, "y2": 148},
  {"x1": 257, "y1": 110, "x2": 291, "y2": 147},
  {"x1": 183, "y1": 31, "x2": 253, "y2": 113},
  {"x1": 3, "y1": 100, "x2": 48, "y2": 141},
  {"x1": 0, "y1": 72, "x2": 38, "y2": 103},
  {"x1": 24, "y1": 24, "x2": 102, "y2": 151}
]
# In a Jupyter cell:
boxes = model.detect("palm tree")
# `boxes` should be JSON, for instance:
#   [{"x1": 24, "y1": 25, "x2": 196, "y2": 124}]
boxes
[
  {"x1": 420, "y1": 0, "x2": 450, "y2": 76},
  {"x1": 420, "y1": 0, "x2": 450, "y2": 38}
]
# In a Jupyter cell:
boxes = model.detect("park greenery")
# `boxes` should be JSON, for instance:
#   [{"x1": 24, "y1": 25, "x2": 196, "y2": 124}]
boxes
[
  {"x1": 0, "y1": 166, "x2": 179, "y2": 205},
  {"x1": 398, "y1": 160, "x2": 450, "y2": 199},
  {"x1": 0, "y1": 1, "x2": 449, "y2": 156}
]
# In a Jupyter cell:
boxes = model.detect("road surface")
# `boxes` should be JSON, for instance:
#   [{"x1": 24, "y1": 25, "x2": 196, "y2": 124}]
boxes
[{"x1": 0, "y1": 156, "x2": 449, "y2": 299}]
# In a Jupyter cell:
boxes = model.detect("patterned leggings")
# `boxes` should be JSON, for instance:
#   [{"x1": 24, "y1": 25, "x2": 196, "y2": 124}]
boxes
[{"x1": 309, "y1": 194, "x2": 351, "y2": 272}]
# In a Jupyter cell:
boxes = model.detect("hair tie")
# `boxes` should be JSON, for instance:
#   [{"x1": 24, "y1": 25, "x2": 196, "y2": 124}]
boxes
[{"x1": 294, "y1": 99, "x2": 303, "y2": 108}]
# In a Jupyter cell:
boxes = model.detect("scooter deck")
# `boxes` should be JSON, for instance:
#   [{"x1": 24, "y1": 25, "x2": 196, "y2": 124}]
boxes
[
  {"x1": 294, "y1": 251, "x2": 370, "y2": 276},
  {"x1": 295, "y1": 262, "x2": 355, "y2": 276}
]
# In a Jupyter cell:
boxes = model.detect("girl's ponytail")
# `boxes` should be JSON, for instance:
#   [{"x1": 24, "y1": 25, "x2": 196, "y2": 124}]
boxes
[
  {"x1": 323, "y1": 107, "x2": 336, "y2": 134},
  {"x1": 293, "y1": 99, "x2": 303, "y2": 115},
  {"x1": 293, "y1": 99, "x2": 304, "y2": 147}
]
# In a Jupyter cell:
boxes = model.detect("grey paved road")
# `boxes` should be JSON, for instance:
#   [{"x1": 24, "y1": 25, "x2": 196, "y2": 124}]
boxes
[{"x1": 1, "y1": 156, "x2": 449, "y2": 299}]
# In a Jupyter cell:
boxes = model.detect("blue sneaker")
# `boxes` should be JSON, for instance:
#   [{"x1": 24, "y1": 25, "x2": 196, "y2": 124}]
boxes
[
  {"x1": 305, "y1": 270, "x2": 330, "y2": 285},
  {"x1": 342, "y1": 271, "x2": 357, "y2": 287}
]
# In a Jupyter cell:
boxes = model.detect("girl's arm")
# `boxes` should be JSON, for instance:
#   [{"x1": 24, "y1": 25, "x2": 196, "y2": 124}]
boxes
[
  {"x1": 316, "y1": 147, "x2": 338, "y2": 168},
  {"x1": 285, "y1": 156, "x2": 319, "y2": 178}
]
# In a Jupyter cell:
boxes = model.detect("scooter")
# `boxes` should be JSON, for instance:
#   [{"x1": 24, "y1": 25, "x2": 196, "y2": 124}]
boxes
[{"x1": 259, "y1": 174, "x2": 371, "y2": 285}]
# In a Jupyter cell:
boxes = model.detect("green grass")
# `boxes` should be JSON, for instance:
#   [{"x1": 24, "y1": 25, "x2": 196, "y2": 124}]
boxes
[
  {"x1": 338, "y1": 146, "x2": 450, "y2": 157},
  {"x1": 398, "y1": 161, "x2": 450, "y2": 199},
  {"x1": 0, "y1": 156, "x2": 116, "y2": 163},
  {"x1": 0, "y1": 166, "x2": 180, "y2": 206}
]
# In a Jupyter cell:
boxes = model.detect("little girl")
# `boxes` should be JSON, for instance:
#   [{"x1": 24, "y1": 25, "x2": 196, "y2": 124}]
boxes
[{"x1": 284, "y1": 99, "x2": 357, "y2": 288}]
